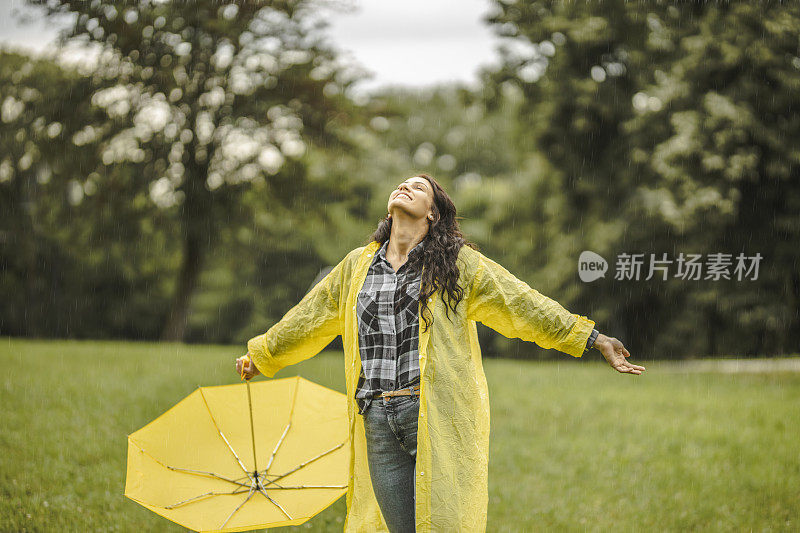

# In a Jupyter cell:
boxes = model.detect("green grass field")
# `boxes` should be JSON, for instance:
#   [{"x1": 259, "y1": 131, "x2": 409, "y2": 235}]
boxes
[{"x1": 1, "y1": 338, "x2": 798, "y2": 532}]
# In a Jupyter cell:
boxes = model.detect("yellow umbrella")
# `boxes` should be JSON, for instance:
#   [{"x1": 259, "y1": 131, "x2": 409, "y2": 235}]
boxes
[{"x1": 124, "y1": 376, "x2": 349, "y2": 532}]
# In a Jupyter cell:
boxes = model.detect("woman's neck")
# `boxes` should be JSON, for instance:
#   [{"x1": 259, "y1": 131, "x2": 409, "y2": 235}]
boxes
[{"x1": 387, "y1": 216, "x2": 428, "y2": 263}]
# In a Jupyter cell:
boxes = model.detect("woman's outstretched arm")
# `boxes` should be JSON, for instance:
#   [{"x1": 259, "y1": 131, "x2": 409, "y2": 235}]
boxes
[
  {"x1": 464, "y1": 249, "x2": 644, "y2": 374},
  {"x1": 465, "y1": 249, "x2": 595, "y2": 357}
]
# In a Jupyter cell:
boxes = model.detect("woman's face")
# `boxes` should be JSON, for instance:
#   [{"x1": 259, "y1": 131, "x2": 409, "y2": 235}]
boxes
[{"x1": 387, "y1": 176, "x2": 435, "y2": 221}]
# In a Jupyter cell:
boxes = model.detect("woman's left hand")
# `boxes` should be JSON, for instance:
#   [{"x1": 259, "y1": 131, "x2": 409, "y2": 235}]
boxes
[
  {"x1": 236, "y1": 353, "x2": 261, "y2": 381},
  {"x1": 594, "y1": 334, "x2": 645, "y2": 375}
]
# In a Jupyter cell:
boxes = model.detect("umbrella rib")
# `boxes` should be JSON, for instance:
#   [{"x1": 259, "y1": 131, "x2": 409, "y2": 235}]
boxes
[
  {"x1": 256, "y1": 485, "x2": 293, "y2": 520},
  {"x1": 266, "y1": 484, "x2": 348, "y2": 489},
  {"x1": 130, "y1": 439, "x2": 250, "y2": 488},
  {"x1": 165, "y1": 466, "x2": 251, "y2": 488},
  {"x1": 221, "y1": 485, "x2": 256, "y2": 530},
  {"x1": 263, "y1": 378, "x2": 301, "y2": 474},
  {"x1": 264, "y1": 421, "x2": 290, "y2": 473},
  {"x1": 199, "y1": 388, "x2": 251, "y2": 476},
  {"x1": 165, "y1": 488, "x2": 249, "y2": 509},
  {"x1": 261, "y1": 441, "x2": 346, "y2": 486}
]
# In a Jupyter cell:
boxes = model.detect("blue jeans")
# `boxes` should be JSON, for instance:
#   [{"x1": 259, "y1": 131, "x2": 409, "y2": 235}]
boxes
[{"x1": 361, "y1": 394, "x2": 419, "y2": 533}]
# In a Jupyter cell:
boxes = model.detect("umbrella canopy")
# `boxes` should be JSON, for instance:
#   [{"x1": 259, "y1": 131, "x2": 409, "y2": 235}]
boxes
[{"x1": 125, "y1": 376, "x2": 349, "y2": 532}]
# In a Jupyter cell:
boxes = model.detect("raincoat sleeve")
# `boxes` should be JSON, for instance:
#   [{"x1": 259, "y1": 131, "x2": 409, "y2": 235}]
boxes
[
  {"x1": 246, "y1": 253, "x2": 349, "y2": 378},
  {"x1": 465, "y1": 249, "x2": 596, "y2": 358}
]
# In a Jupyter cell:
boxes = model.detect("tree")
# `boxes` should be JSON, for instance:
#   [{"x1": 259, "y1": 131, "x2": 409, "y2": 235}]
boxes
[
  {"x1": 483, "y1": 0, "x2": 658, "y2": 356},
  {"x1": 0, "y1": 47, "x2": 182, "y2": 339},
  {"x1": 485, "y1": 0, "x2": 800, "y2": 356},
  {"x1": 623, "y1": 3, "x2": 800, "y2": 354},
  {"x1": 30, "y1": 0, "x2": 358, "y2": 340}
]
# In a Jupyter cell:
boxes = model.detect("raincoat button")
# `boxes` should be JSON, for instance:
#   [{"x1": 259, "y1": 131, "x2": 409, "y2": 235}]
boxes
[
  {"x1": 419, "y1": 471, "x2": 424, "y2": 476},
  {"x1": 428, "y1": 297, "x2": 432, "y2": 302}
]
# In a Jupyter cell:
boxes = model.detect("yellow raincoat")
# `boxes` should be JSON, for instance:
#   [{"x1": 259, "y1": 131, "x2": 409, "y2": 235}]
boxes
[{"x1": 247, "y1": 240, "x2": 595, "y2": 532}]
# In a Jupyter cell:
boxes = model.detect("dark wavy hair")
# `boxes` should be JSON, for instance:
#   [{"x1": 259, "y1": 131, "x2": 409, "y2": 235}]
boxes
[{"x1": 365, "y1": 174, "x2": 478, "y2": 332}]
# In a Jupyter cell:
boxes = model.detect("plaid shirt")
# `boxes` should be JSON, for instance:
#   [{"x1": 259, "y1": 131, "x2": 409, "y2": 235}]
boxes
[
  {"x1": 353, "y1": 238, "x2": 599, "y2": 415},
  {"x1": 355, "y1": 238, "x2": 425, "y2": 415}
]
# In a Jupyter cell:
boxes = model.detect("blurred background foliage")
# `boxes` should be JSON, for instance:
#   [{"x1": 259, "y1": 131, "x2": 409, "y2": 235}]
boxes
[{"x1": 1, "y1": 0, "x2": 798, "y2": 359}]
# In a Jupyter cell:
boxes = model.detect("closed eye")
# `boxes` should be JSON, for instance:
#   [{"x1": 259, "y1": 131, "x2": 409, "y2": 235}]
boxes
[{"x1": 399, "y1": 184, "x2": 427, "y2": 194}]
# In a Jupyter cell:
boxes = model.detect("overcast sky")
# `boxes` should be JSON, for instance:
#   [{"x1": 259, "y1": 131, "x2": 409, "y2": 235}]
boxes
[{"x1": 0, "y1": 0, "x2": 502, "y2": 93}]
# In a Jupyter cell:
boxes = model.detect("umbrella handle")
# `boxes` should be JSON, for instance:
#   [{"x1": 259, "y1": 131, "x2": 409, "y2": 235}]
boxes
[
  {"x1": 239, "y1": 353, "x2": 253, "y2": 381},
  {"x1": 238, "y1": 352, "x2": 259, "y2": 473},
  {"x1": 244, "y1": 359, "x2": 259, "y2": 474}
]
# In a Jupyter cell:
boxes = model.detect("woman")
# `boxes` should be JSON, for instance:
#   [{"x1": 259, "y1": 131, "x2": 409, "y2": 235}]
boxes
[{"x1": 236, "y1": 174, "x2": 645, "y2": 532}]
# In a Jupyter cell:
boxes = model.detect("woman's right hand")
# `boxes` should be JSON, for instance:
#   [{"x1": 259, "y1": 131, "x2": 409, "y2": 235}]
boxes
[
  {"x1": 236, "y1": 353, "x2": 261, "y2": 381},
  {"x1": 594, "y1": 333, "x2": 645, "y2": 375}
]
